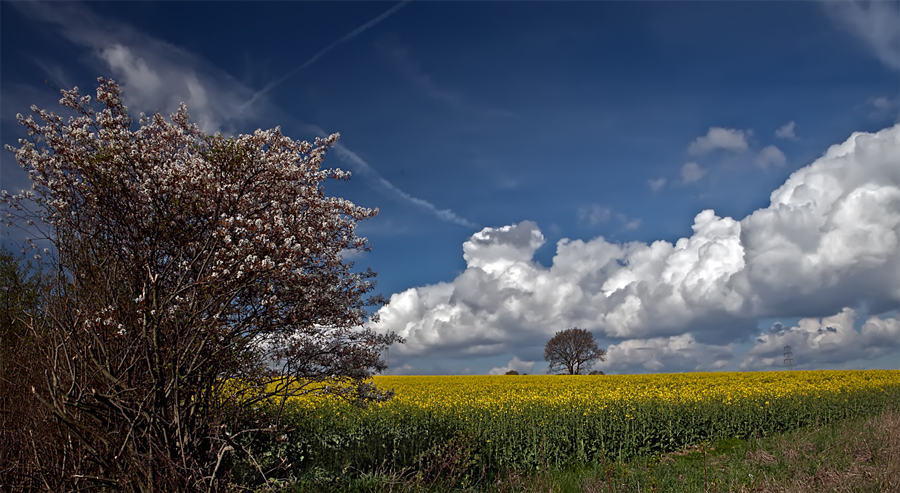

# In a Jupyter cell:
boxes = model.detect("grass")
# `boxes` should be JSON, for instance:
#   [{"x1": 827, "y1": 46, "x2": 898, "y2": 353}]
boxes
[{"x1": 259, "y1": 407, "x2": 900, "y2": 493}]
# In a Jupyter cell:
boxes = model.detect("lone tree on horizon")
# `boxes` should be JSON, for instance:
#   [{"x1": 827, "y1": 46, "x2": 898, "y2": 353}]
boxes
[{"x1": 544, "y1": 327, "x2": 606, "y2": 375}]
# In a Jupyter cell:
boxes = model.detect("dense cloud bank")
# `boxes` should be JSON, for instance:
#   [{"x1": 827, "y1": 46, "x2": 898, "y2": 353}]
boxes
[
  {"x1": 373, "y1": 125, "x2": 900, "y2": 373},
  {"x1": 742, "y1": 308, "x2": 900, "y2": 370}
]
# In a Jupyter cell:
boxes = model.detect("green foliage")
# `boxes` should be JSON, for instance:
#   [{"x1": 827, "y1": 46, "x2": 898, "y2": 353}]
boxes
[
  {"x1": 232, "y1": 379, "x2": 900, "y2": 485},
  {"x1": 240, "y1": 407, "x2": 900, "y2": 492},
  {"x1": 0, "y1": 247, "x2": 62, "y2": 489},
  {"x1": 0, "y1": 246, "x2": 44, "y2": 380}
]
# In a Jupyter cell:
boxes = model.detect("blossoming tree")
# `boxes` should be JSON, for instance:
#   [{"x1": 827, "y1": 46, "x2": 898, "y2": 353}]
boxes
[{"x1": 3, "y1": 77, "x2": 400, "y2": 490}]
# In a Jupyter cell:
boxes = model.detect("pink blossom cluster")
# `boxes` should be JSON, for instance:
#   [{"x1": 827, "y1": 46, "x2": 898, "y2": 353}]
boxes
[{"x1": 4, "y1": 77, "x2": 396, "y2": 390}]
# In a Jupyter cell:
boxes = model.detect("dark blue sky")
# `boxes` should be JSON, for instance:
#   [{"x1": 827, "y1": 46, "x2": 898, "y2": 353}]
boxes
[{"x1": 2, "y1": 1, "x2": 899, "y2": 374}]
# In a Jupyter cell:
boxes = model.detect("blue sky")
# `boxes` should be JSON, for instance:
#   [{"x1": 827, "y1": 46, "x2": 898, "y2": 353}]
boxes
[{"x1": 2, "y1": 1, "x2": 899, "y2": 375}]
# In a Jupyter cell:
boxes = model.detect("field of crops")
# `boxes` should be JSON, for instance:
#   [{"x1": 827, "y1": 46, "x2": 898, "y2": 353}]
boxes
[{"x1": 237, "y1": 370, "x2": 900, "y2": 479}]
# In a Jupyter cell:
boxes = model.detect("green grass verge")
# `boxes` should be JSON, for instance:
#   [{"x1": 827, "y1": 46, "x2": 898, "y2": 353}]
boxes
[
  {"x1": 228, "y1": 381, "x2": 900, "y2": 486},
  {"x1": 234, "y1": 407, "x2": 899, "y2": 492}
]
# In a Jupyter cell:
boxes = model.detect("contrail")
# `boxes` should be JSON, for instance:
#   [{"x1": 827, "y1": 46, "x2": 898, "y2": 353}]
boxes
[
  {"x1": 240, "y1": 1, "x2": 411, "y2": 114},
  {"x1": 333, "y1": 143, "x2": 479, "y2": 229},
  {"x1": 304, "y1": 124, "x2": 478, "y2": 229}
]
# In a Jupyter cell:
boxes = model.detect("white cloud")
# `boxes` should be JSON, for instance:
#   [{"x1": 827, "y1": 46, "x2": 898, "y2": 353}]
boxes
[
  {"x1": 11, "y1": 2, "x2": 256, "y2": 134},
  {"x1": 374, "y1": 125, "x2": 900, "y2": 370},
  {"x1": 688, "y1": 127, "x2": 750, "y2": 155},
  {"x1": 11, "y1": 2, "x2": 244, "y2": 133},
  {"x1": 755, "y1": 145, "x2": 787, "y2": 169},
  {"x1": 737, "y1": 125, "x2": 900, "y2": 313},
  {"x1": 823, "y1": 0, "x2": 900, "y2": 72},
  {"x1": 11, "y1": 2, "x2": 476, "y2": 232},
  {"x1": 775, "y1": 121, "x2": 797, "y2": 139},
  {"x1": 648, "y1": 177, "x2": 667, "y2": 192},
  {"x1": 463, "y1": 221, "x2": 546, "y2": 274},
  {"x1": 488, "y1": 356, "x2": 536, "y2": 375},
  {"x1": 599, "y1": 334, "x2": 734, "y2": 373},
  {"x1": 681, "y1": 162, "x2": 705, "y2": 183},
  {"x1": 742, "y1": 308, "x2": 900, "y2": 370}
]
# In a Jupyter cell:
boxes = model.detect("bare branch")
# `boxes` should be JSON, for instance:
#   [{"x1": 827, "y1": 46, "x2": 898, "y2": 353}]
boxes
[
  {"x1": 3, "y1": 77, "x2": 403, "y2": 490},
  {"x1": 543, "y1": 327, "x2": 606, "y2": 375}
]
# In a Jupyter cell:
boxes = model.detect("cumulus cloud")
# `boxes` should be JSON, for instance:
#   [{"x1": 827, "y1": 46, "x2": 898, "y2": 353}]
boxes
[
  {"x1": 374, "y1": 125, "x2": 900, "y2": 371},
  {"x1": 688, "y1": 127, "x2": 750, "y2": 155},
  {"x1": 463, "y1": 221, "x2": 547, "y2": 274},
  {"x1": 681, "y1": 162, "x2": 706, "y2": 183},
  {"x1": 755, "y1": 145, "x2": 787, "y2": 169},
  {"x1": 742, "y1": 309, "x2": 900, "y2": 370},
  {"x1": 11, "y1": 2, "x2": 256, "y2": 134},
  {"x1": 598, "y1": 334, "x2": 734, "y2": 373},
  {"x1": 737, "y1": 125, "x2": 900, "y2": 315},
  {"x1": 775, "y1": 121, "x2": 797, "y2": 139},
  {"x1": 488, "y1": 356, "x2": 536, "y2": 375},
  {"x1": 823, "y1": 0, "x2": 900, "y2": 72}
]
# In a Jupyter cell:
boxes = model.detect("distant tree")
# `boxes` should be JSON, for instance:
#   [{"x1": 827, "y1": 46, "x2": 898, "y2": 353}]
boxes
[
  {"x1": 504, "y1": 370, "x2": 520, "y2": 375},
  {"x1": 543, "y1": 327, "x2": 606, "y2": 375},
  {"x1": 3, "y1": 78, "x2": 401, "y2": 490},
  {"x1": 589, "y1": 370, "x2": 605, "y2": 376}
]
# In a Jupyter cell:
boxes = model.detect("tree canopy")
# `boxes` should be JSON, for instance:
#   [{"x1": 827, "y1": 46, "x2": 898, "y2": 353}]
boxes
[
  {"x1": 2, "y1": 77, "x2": 401, "y2": 490},
  {"x1": 544, "y1": 327, "x2": 606, "y2": 375}
]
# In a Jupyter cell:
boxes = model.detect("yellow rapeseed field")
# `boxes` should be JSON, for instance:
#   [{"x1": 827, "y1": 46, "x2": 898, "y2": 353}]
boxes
[
  {"x1": 365, "y1": 370, "x2": 898, "y2": 408},
  {"x1": 259, "y1": 370, "x2": 899, "y2": 473}
]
